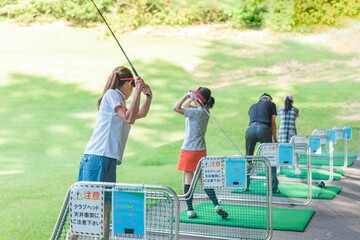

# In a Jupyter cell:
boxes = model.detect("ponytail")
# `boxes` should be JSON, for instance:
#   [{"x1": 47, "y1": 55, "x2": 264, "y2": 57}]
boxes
[{"x1": 284, "y1": 98, "x2": 293, "y2": 112}]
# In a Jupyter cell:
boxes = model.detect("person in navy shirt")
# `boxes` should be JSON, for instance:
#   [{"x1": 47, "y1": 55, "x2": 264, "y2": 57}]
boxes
[{"x1": 245, "y1": 93, "x2": 280, "y2": 193}]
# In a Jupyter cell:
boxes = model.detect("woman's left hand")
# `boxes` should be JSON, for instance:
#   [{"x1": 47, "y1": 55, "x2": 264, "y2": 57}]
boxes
[{"x1": 142, "y1": 84, "x2": 152, "y2": 99}]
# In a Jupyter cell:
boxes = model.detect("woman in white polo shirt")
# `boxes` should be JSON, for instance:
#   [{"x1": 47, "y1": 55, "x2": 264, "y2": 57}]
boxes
[
  {"x1": 173, "y1": 87, "x2": 228, "y2": 219},
  {"x1": 68, "y1": 66, "x2": 152, "y2": 239},
  {"x1": 78, "y1": 66, "x2": 152, "y2": 183}
]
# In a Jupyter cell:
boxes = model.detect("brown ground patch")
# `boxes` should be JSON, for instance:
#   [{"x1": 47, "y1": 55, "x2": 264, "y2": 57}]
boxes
[
  {"x1": 339, "y1": 114, "x2": 360, "y2": 121},
  {"x1": 339, "y1": 101, "x2": 360, "y2": 121}
]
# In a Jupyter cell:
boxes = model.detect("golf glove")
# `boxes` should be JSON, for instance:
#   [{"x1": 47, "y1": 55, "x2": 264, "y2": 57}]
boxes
[{"x1": 186, "y1": 90, "x2": 196, "y2": 100}]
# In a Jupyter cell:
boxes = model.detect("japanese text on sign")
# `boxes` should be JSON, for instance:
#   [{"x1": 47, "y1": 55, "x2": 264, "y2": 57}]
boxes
[
  {"x1": 202, "y1": 159, "x2": 223, "y2": 188},
  {"x1": 70, "y1": 185, "x2": 104, "y2": 237},
  {"x1": 262, "y1": 144, "x2": 278, "y2": 166},
  {"x1": 293, "y1": 136, "x2": 307, "y2": 144}
]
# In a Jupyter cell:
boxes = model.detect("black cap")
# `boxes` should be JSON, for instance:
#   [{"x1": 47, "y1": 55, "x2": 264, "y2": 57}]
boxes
[{"x1": 259, "y1": 93, "x2": 272, "y2": 100}]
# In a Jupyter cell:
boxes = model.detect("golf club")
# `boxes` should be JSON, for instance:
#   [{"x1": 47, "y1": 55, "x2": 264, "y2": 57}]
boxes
[
  {"x1": 315, "y1": 181, "x2": 325, "y2": 196},
  {"x1": 90, "y1": 0, "x2": 150, "y2": 99},
  {"x1": 196, "y1": 99, "x2": 244, "y2": 156}
]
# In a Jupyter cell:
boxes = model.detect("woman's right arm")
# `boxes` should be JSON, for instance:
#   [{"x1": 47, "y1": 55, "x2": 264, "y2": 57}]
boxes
[{"x1": 173, "y1": 94, "x2": 188, "y2": 115}]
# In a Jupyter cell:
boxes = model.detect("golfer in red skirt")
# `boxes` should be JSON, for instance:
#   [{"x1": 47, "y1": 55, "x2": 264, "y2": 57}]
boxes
[{"x1": 173, "y1": 87, "x2": 228, "y2": 219}]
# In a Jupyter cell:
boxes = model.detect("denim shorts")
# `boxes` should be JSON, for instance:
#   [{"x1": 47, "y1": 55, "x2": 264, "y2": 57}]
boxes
[
  {"x1": 78, "y1": 154, "x2": 117, "y2": 182},
  {"x1": 78, "y1": 154, "x2": 116, "y2": 202}
]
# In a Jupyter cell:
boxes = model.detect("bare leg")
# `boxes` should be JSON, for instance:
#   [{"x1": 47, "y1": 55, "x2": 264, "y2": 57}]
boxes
[{"x1": 184, "y1": 171, "x2": 194, "y2": 185}]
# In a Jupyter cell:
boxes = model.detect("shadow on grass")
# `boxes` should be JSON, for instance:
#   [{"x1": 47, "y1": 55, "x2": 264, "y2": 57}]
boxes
[
  {"x1": 1, "y1": 36, "x2": 360, "y2": 239},
  {"x1": 0, "y1": 64, "x2": 193, "y2": 239},
  {"x1": 199, "y1": 39, "x2": 356, "y2": 71}
]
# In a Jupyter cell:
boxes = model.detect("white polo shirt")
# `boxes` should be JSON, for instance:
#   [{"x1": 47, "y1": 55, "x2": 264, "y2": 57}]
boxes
[{"x1": 84, "y1": 88, "x2": 131, "y2": 164}]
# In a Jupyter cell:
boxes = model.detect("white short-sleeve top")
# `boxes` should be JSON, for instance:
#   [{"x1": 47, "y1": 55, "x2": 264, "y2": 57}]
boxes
[{"x1": 84, "y1": 89, "x2": 131, "y2": 164}]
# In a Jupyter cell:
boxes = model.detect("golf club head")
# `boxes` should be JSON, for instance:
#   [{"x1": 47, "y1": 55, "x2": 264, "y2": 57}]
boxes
[{"x1": 317, "y1": 181, "x2": 325, "y2": 188}]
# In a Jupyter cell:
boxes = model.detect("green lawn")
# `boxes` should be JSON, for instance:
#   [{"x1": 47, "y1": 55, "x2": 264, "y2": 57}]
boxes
[{"x1": 0, "y1": 21, "x2": 360, "y2": 239}]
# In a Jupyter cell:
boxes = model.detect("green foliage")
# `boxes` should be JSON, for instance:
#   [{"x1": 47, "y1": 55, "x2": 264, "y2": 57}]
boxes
[
  {"x1": 232, "y1": 0, "x2": 267, "y2": 29},
  {"x1": 0, "y1": 0, "x2": 359, "y2": 31},
  {"x1": 263, "y1": 0, "x2": 296, "y2": 31},
  {"x1": 294, "y1": 0, "x2": 360, "y2": 27}
]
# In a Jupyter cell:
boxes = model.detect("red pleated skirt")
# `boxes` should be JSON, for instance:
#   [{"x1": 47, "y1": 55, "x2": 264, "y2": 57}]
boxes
[{"x1": 177, "y1": 149, "x2": 207, "y2": 171}]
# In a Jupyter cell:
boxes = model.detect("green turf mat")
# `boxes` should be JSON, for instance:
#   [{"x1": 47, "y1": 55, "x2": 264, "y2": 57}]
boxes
[
  {"x1": 299, "y1": 153, "x2": 357, "y2": 159},
  {"x1": 231, "y1": 181, "x2": 342, "y2": 199},
  {"x1": 258, "y1": 168, "x2": 344, "y2": 180},
  {"x1": 179, "y1": 202, "x2": 314, "y2": 232},
  {"x1": 299, "y1": 157, "x2": 354, "y2": 167}
]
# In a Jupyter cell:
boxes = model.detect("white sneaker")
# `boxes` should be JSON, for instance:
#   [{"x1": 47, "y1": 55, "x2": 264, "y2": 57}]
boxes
[
  {"x1": 295, "y1": 168, "x2": 302, "y2": 176},
  {"x1": 187, "y1": 210, "x2": 197, "y2": 218},
  {"x1": 277, "y1": 167, "x2": 282, "y2": 175},
  {"x1": 215, "y1": 205, "x2": 228, "y2": 219}
]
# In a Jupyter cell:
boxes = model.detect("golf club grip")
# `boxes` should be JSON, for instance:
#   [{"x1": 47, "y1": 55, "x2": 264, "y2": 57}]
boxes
[{"x1": 132, "y1": 67, "x2": 151, "y2": 99}]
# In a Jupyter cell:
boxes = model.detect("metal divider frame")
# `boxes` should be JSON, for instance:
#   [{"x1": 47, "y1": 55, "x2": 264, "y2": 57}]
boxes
[
  {"x1": 351, "y1": 127, "x2": 360, "y2": 158},
  {"x1": 334, "y1": 126, "x2": 360, "y2": 161},
  {"x1": 328, "y1": 127, "x2": 349, "y2": 169},
  {"x1": 255, "y1": 143, "x2": 312, "y2": 206},
  {"x1": 291, "y1": 135, "x2": 334, "y2": 184},
  {"x1": 178, "y1": 156, "x2": 273, "y2": 240},
  {"x1": 50, "y1": 182, "x2": 180, "y2": 240}
]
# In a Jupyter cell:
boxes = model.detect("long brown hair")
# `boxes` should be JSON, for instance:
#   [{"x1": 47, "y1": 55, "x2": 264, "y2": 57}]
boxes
[
  {"x1": 284, "y1": 98, "x2": 293, "y2": 112},
  {"x1": 97, "y1": 66, "x2": 133, "y2": 109}
]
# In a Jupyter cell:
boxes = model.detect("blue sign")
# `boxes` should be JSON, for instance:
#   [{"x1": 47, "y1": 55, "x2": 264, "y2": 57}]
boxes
[
  {"x1": 278, "y1": 144, "x2": 294, "y2": 166},
  {"x1": 344, "y1": 127, "x2": 352, "y2": 140},
  {"x1": 225, "y1": 157, "x2": 247, "y2": 189},
  {"x1": 326, "y1": 130, "x2": 336, "y2": 144},
  {"x1": 112, "y1": 190, "x2": 145, "y2": 239},
  {"x1": 309, "y1": 137, "x2": 321, "y2": 154}
]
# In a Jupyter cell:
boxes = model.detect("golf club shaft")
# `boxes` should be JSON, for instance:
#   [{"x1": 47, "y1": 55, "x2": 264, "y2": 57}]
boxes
[
  {"x1": 316, "y1": 188, "x2": 324, "y2": 196},
  {"x1": 90, "y1": 0, "x2": 150, "y2": 99},
  {"x1": 196, "y1": 100, "x2": 243, "y2": 156}
]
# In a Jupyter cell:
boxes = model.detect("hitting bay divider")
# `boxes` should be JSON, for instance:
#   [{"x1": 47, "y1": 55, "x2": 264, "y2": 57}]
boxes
[
  {"x1": 51, "y1": 182, "x2": 180, "y2": 240},
  {"x1": 312, "y1": 129, "x2": 348, "y2": 170},
  {"x1": 179, "y1": 156, "x2": 273, "y2": 240},
  {"x1": 333, "y1": 126, "x2": 360, "y2": 161},
  {"x1": 254, "y1": 143, "x2": 312, "y2": 205},
  {"x1": 291, "y1": 135, "x2": 334, "y2": 183}
]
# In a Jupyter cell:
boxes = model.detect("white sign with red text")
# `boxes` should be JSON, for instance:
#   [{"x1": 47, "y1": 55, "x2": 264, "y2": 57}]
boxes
[{"x1": 70, "y1": 184, "x2": 104, "y2": 237}]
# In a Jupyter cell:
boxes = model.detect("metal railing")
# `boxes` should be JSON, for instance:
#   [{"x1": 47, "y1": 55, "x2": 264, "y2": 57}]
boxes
[{"x1": 51, "y1": 182, "x2": 180, "y2": 240}]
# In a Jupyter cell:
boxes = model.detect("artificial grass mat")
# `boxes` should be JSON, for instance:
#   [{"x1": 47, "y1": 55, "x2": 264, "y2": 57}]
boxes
[
  {"x1": 258, "y1": 168, "x2": 344, "y2": 180},
  {"x1": 179, "y1": 202, "x2": 314, "y2": 232},
  {"x1": 299, "y1": 152, "x2": 356, "y2": 159},
  {"x1": 312, "y1": 153, "x2": 357, "y2": 159},
  {"x1": 231, "y1": 181, "x2": 342, "y2": 199},
  {"x1": 299, "y1": 158, "x2": 354, "y2": 167}
]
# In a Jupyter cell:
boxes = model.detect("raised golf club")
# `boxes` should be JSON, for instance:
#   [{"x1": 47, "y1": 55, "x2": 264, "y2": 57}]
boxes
[{"x1": 90, "y1": 0, "x2": 150, "y2": 99}]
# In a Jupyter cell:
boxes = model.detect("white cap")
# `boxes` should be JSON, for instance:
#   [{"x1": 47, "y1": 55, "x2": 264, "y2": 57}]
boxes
[{"x1": 284, "y1": 95, "x2": 293, "y2": 101}]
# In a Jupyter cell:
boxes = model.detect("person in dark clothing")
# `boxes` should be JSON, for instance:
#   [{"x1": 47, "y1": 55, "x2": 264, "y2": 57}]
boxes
[{"x1": 245, "y1": 93, "x2": 280, "y2": 193}]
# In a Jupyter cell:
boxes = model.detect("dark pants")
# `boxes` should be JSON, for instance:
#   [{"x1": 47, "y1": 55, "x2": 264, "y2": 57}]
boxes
[{"x1": 245, "y1": 123, "x2": 279, "y2": 190}]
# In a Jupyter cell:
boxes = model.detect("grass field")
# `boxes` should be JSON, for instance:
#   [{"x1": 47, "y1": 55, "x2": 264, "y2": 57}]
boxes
[{"x1": 1, "y1": 21, "x2": 360, "y2": 239}]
